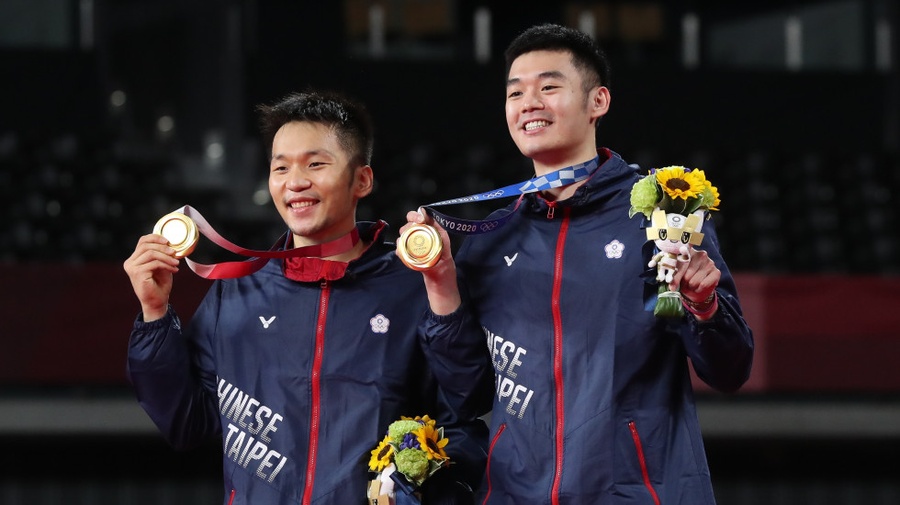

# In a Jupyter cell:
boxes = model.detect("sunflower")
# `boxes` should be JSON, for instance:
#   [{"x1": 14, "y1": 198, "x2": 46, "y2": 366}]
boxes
[
  {"x1": 691, "y1": 169, "x2": 721, "y2": 210},
  {"x1": 368, "y1": 437, "x2": 394, "y2": 472},
  {"x1": 403, "y1": 414, "x2": 437, "y2": 428},
  {"x1": 655, "y1": 166, "x2": 705, "y2": 201},
  {"x1": 415, "y1": 424, "x2": 449, "y2": 460}
]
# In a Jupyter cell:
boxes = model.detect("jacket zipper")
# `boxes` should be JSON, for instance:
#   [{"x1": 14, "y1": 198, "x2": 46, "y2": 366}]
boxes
[
  {"x1": 480, "y1": 423, "x2": 506, "y2": 505},
  {"x1": 549, "y1": 207, "x2": 570, "y2": 505},
  {"x1": 227, "y1": 489, "x2": 235, "y2": 505},
  {"x1": 628, "y1": 421, "x2": 661, "y2": 505},
  {"x1": 301, "y1": 280, "x2": 330, "y2": 505}
]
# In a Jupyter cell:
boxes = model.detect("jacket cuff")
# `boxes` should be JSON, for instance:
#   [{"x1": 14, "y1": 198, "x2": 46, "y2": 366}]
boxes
[
  {"x1": 133, "y1": 305, "x2": 176, "y2": 328},
  {"x1": 686, "y1": 292, "x2": 736, "y2": 329},
  {"x1": 425, "y1": 301, "x2": 469, "y2": 325}
]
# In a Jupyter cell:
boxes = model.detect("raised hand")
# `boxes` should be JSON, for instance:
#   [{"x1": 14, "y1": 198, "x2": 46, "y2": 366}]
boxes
[{"x1": 124, "y1": 234, "x2": 180, "y2": 321}]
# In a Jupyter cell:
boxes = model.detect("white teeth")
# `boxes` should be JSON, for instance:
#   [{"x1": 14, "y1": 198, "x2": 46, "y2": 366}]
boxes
[
  {"x1": 290, "y1": 201, "x2": 314, "y2": 208},
  {"x1": 524, "y1": 120, "x2": 549, "y2": 131}
]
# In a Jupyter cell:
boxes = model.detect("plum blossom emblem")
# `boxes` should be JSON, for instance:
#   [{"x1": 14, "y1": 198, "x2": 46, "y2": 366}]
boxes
[
  {"x1": 604, "y1": 240, "x2": 624, "y2": 259},
  {"x1": 370, "y1": 314, "x2": 390, "y2": 334}
]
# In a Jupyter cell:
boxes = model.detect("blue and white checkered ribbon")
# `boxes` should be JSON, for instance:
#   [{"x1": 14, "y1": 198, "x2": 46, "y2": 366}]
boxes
[{"x1": 421, "y1": 156, "x2": 600, "y2": 235}]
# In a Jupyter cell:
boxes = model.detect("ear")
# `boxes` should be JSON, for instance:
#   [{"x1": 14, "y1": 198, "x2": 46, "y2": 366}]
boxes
[
  {"x1": 354, "y1": 165, "x2": 374, "y2": 198},
  {"x1": 589, "y1": 86, "x2": 611, "y2": 121}
]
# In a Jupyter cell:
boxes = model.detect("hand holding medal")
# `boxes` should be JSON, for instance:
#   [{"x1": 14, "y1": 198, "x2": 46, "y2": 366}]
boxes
[{"x1": 396, "y1": 210, "x2": 444, "y2": 271}]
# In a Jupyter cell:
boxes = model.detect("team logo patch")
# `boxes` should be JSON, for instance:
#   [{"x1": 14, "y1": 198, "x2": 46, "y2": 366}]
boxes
[
  {"x1": 604, "y1": 240, "x2": 624, "y2": 259},
  {"x1": 370, "y1": 314, "x2": 390, "y2": 334}
]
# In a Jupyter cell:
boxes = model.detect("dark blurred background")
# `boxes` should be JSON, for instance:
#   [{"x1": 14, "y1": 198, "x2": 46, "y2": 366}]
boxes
[{"x1": 1, "y1": 1, "x2": 899, "y2": 504}]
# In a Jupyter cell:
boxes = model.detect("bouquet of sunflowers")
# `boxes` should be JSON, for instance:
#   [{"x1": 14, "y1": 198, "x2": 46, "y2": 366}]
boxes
[
  {"x1": 367, "y1": 415, "x2": 451, "y2": 505},
  {"x1": 629, "y1": 166, "x2": 720, "y2": 317}
]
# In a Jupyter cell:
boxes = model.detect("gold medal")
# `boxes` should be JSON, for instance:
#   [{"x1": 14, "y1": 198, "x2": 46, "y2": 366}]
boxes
[
  {"x1": 153, "y1": 212, "x2": 199, "y2": 258},
  {"x1": 397, "y1": 223, "x2": 442, "y2": 271}
]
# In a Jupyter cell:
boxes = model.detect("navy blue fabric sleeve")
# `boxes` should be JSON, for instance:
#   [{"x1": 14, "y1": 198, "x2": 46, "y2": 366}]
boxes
[
  {"x1": 126, "y1": 301, "x2": 221, "y2": 449},
  {"x1": 419, "y1": 302, "x2": 494, "y2": 421},
  {"x1": 418, "y1": 299, "x2": 493, "y2": 498},
  {"x1": 678, "y1": 222, "x2": 754, "y2": 393}
]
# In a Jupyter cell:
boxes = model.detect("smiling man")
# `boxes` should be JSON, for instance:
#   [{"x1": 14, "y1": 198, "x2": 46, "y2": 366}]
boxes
[
  {"x1": 403, "y1": 24, "x2": 754, "y2": 504},
  {"x1": 124, "y1": 90, "x2": 492, "y2": 505}
]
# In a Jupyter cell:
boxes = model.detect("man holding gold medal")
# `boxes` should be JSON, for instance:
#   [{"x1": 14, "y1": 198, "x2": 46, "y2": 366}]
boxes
[
  {"x1": 124, "y1": 90, "x2": 491, "y2": 505},
  {"x1": 400, "y1": 24, "x2": 754, "y2": 504}
]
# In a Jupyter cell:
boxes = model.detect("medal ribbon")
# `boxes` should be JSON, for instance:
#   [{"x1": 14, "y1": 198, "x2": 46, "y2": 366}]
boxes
[
  {"x1": 420, "y1": 156, "x2": 600, "y2": 235},
  {"x1": 173, "y1": 205, "x2": 360, "y2": 279}
]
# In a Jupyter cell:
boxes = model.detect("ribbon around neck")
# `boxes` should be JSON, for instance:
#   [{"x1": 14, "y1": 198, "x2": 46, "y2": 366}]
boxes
[
  {"x1": 420, "y1": 156, "x2": 600, "y2": 235},
  {"x1": 171, "y1": 205, "x2": 360, "y2": 279}
]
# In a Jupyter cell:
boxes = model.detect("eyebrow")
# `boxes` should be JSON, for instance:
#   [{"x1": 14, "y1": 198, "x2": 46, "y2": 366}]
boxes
[
  {"x1": 271, "y1": 149, "x2": 337, "y2": 162},
  {"x1": 506, "y1": 70, "x2": 568, "y2": 87}
]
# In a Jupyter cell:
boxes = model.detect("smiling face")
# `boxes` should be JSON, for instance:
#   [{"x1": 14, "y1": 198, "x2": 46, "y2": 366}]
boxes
[
  {"x1": 505, "y1": 50, "x2": 610, "y2": 174},
  {"x1": 268, "y1": 121, "x2": 373, "y2": 247}
]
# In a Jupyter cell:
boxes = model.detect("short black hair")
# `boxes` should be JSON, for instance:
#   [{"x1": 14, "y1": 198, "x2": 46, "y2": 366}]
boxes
[
  {"x1": 504, "y1": 23, "x2": 611, "y2": 92},
  {"x1": 256, "y1": 90, "x2": 374, "y2": 167}
]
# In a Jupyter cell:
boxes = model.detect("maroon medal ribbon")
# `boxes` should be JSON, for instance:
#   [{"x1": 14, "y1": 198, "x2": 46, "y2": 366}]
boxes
[{"x1": 170, "y1": 205, "x2": 360, "y2": 279}]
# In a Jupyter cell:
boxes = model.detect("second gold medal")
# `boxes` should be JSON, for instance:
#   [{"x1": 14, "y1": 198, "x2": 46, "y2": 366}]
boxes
[{"x1": 397, "y1": 223, "x2": 442, "y2": 271}]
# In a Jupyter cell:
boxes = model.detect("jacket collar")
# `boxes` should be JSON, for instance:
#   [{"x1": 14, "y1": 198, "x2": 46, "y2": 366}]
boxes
[
  {"x1": 281, "y1": 221, "x2": 389, "y2": 282},
  {"x1": 522, "y1": 148, "x2": 636, "y2": 214}
]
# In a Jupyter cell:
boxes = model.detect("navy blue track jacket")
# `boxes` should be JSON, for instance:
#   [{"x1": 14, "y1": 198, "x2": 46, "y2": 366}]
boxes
[
  {"x1": 456, "y1": 150, "x2": 754, "y2": 504},
  {"x1": 127, "y1": 222, "x2": 493, "y2": 505}
]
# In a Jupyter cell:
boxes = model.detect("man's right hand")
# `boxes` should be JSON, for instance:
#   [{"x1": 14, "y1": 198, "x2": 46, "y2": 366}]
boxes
[
  {"x1": 124, "y1": 234, "x2": 180, "y2": 321},
  {"x1": 398, "y1": 210, "x2": 462, "y2": 316}
]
